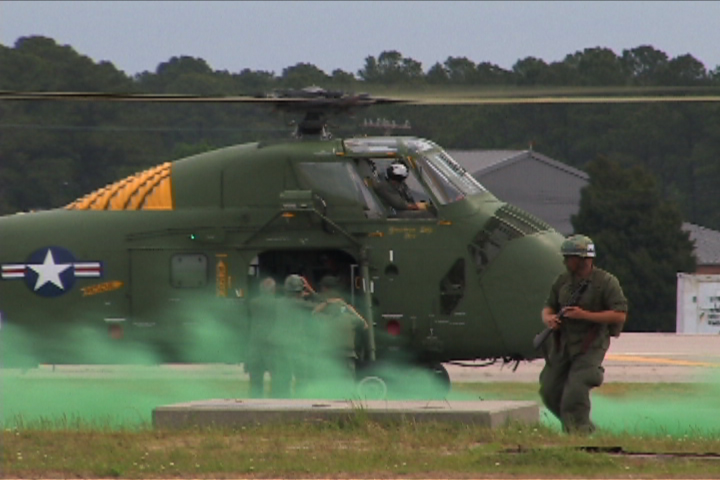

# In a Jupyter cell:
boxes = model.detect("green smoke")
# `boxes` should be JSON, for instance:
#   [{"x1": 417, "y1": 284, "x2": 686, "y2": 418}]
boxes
[
  {"x1": 587, "y1": 373, "x2": 720, "y2": 437},
  {"x1": 0, "y1": 296, "x2": 450, "y2": 429}
]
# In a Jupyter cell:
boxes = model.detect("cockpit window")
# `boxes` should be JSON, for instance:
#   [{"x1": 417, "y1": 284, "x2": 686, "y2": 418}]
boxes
[
  {"x1": 296, "y1": 162, "x2": 384, "y2": 216},
  {"x1": 420, "y1": 150, "x2": 486, "y2": 198},
  {"x1": 341, "y1": 137, "x2": 486, "y2": 207},
  {"x1": 416, "y1": 157, "x2": 463, "y2": 205}
]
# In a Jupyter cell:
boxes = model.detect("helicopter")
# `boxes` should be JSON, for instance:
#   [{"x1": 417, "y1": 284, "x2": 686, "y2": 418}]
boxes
[{"x1": 2, "y1": 86, "x2": 719, "y2": 391}]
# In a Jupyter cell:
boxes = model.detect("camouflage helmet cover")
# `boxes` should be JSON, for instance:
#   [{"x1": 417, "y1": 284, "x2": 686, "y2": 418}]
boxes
[
  {"x1": 319, "y1": 275, "x2": 340, "y2": 289},
  {"x1": 561, "y1": 234, "x2": 596, "y2": 258},
  {"x1": 283, "y1": 274, "x2": 305, "y2": 292},
  {"x1": 259, "y1": 277, "x2": 276, "y2": 294}
]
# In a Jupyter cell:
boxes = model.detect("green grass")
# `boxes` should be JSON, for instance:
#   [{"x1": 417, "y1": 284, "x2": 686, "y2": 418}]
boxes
[
  {"x1": 3, "y1": 376, "x2": 720, "y2": 477},
  {"x1": 3, "y1": 418, "x2": 720, "y2": 478}
]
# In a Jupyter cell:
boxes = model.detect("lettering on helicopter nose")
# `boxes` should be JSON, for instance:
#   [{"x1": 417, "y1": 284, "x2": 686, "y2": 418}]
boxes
[
  {"x1": 1, "y1": 246, "x2": 103, "y2": 297},
  {"x1": 388, "y1": 226, "x2": 434, "y2": 240}
]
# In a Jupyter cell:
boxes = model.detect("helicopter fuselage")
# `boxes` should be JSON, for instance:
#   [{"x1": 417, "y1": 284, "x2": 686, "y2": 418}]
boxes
[{"x1": 0, "y1": 136, "x2": 565, "y2": 368}]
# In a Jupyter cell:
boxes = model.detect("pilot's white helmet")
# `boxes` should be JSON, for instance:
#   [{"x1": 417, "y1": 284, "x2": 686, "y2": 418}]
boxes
[{"x1": 387, "y1": 162, "x2": 409, "y2": 182}]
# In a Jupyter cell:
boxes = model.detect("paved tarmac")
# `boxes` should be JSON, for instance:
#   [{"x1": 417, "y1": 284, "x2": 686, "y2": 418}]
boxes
[
  {"x1": 447, "y1": 332, "x2": 720, "y2": 383},
  {"x1": 11, "y1": 333, "x2": 720, "y2": 384}
]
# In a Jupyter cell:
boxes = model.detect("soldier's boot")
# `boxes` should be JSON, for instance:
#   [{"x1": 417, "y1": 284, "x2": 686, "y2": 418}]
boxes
[
  {"x1": 270, "y1": 370, "x2": 293, "y2": 398},
  {"x1": 347, "y1": 357, "x2": 357, "y2": 380},
  {"x1": 249, "y1": 372, "x2": 265, "y2": 399}
]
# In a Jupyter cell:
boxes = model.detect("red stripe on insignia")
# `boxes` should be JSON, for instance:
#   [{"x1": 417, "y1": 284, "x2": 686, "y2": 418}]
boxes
[
  {"x1": 2, "y1": 266, "x2": 26, "y2": 273},
  {"x1": 73, "y1": 262, "x2": 102, "y2": 277},
  {"x1": 1, "y1": 265, "x2": 26, "y2": 279}
]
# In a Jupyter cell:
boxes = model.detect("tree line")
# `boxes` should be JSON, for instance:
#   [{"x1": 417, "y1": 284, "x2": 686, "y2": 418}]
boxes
[{"x1": 0, "y1": 36, "x2": 711, "y2": 331}]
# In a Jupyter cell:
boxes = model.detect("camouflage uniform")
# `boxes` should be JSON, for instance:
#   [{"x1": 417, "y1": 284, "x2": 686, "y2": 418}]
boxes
[
  {"x1": 279, "y1": 275, "x2": 320, "y2": 396},
  {"x1": 539, "y1": 235, "x2": 628, "y2": 434},
  {"x1": 246, "y1": 280, "x2": 279, "y2": 398},
  {"x1": 372, "y1": 178, "x2": 416, "y2": 211},
  {"x1": 313, "y1": 277, "x2": 367, "y2": 388}
]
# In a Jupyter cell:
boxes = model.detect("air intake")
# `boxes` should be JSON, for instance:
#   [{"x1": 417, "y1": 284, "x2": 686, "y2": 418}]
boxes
[{"x1": 468, "y1": 204, "x2": 553, "y2": 274}]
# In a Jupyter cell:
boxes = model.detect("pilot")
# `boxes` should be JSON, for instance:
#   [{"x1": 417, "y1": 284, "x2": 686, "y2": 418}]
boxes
[
  {"x1": 372, "y1": 162, "x2": 429, "y2": 214},
  {"x1": 539, "y1": 234, "x2": 628, "y2": 435}
]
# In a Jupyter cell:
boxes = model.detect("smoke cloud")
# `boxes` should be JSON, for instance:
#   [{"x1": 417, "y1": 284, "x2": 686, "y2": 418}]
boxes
[{"x1": 0, "y1": 294, "x2": 451, "y2": 428}]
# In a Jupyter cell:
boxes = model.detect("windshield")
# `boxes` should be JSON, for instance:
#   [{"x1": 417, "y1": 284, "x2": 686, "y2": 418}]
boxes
[{"x1": 416, "y1": 150, "x2": 486, "y2": 204}]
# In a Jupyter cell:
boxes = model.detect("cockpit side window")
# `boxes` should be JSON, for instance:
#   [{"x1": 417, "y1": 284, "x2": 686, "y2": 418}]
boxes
[
  {"x1": 362, "y1": 158, "x2": 437, "y2": 218},
  {"x1": 295, "y1": 162, "x2": 384, "y2": 217},
  {"x1": 366, "y1": 158, "x2": 430, "y2": 203}
]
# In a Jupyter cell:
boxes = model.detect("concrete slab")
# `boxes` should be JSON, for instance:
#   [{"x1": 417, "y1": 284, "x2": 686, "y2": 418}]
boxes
[{"x1": 152, "y1": 399, "x2": 539, "y2": 429}]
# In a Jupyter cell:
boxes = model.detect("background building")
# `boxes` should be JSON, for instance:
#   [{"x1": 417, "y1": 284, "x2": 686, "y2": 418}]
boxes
[
  {"x1": 450, "y1": 149, "x2": 720, "y2": 272},
  {"x1": 448, "y1": 149, "x2": 587, "y2": 236}
]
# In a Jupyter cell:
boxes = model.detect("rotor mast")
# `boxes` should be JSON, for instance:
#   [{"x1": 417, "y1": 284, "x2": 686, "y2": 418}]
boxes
[{"x1": 259, "y1": 86, "x2": 408, "y2": 140}]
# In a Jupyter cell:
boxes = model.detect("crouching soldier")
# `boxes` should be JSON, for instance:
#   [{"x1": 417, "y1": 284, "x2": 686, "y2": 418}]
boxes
[{"x1": 312, "y1": 275, "x2": 368, "y2": 392}]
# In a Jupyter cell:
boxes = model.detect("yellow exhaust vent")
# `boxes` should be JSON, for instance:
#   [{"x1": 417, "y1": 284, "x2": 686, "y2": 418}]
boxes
[{"x1": 66, "y1": 163, "x2": 174, "y2": 211}]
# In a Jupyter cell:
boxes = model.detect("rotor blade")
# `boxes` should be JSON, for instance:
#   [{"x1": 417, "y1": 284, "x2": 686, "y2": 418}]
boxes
[
  {"x1": 0, "y1": 91, "x2": 213, "y2": 102},
  {"x1": 0, "y1": 90, "x2": 409, "y2": 106},
  {"x1": 3, "y1": 89, "x2": 720, "y2": 105},
  {"x1": 397, "y1": 95, "x2": 720, "y2": 105}
]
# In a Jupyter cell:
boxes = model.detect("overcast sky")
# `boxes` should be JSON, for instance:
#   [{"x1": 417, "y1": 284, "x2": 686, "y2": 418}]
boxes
[{"x1": 2, "y1": 1, "x2": 720, "y2": 77}]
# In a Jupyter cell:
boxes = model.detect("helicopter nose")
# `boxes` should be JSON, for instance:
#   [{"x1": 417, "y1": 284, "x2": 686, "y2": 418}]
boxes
[{"x1": 478, "y1": 229, "x2": 565, "y2": 360}]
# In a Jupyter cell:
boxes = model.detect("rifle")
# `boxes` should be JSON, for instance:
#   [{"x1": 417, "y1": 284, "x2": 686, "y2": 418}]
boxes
[{"x1": 533, "y1": 279, "x2": 590, "y2": 350}]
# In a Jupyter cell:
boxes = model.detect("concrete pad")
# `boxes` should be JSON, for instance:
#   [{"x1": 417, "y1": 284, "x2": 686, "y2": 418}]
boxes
[{"x1": 152, "y1": 399, "x2": 539, "y2": 429}]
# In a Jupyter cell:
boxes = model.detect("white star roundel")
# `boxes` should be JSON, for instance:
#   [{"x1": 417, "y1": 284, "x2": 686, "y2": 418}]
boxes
[{"x1": 0, "y1": 246, "x2": 103, "y2": 298}]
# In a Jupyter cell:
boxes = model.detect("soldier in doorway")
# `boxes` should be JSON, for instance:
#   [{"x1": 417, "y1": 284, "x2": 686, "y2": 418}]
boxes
[
  {"x1": 246, "y1": 277, "x2": 279, "y2": 398},
  {"x1": 312, "y1": 275, "x2": 369, "y2": 389},
  {"x1": 278, "y1": 274, "x2": 321, "y2": 395}
]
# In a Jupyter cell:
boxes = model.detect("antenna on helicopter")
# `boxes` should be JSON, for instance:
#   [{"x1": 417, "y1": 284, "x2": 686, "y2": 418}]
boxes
[{"x1": 362, "y1": 117, "x2": 412, "y2": 136}]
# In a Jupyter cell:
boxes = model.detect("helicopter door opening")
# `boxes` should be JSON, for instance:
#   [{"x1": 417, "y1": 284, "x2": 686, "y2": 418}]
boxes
[
  {"x1": 250, "y1": 249, "x2": 360, "y2": 304},
  {"x1": 248, "y1": 248, "x2": 373, "y2": 362}
]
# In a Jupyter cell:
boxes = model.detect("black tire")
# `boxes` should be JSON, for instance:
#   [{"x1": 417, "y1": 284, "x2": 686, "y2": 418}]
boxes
[{"x1": 355, "y1": 361, "x2": 451, "y2": 400}]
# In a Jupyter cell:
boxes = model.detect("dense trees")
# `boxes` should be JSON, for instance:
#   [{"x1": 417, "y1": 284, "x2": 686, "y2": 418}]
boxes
[
  {"x1": 3, "y1": 36, "x2": 719, "y2": 217},
  {"x1": 572, "y1": 157, "x2": 696, "y2": 332},
  {"x1": 1, "y1": 35, "x2": 719, "y2": 330}
]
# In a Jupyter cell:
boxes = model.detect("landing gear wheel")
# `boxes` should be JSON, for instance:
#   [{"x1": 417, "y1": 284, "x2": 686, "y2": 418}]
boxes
[
  {"x1": 426, "y1": 362, "x2": 451, "y2": 397},
  {"x1": 356, "y1": 375, "x2": 388, "y2": 400}
]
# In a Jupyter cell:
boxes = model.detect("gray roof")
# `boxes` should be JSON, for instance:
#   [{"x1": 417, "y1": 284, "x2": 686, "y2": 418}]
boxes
[
  {"x1": 448, "y1": 149, "x2": 589, "y2": 181},
  {"x1": 683, "y1": 222, "x2": 720, "y2": 265},
  {"x1": 448, "y1": 150, "x2": 720, "y2": 265}
]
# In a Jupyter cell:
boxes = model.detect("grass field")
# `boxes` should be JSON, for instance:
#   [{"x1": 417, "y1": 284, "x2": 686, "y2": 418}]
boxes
[
  {"x1": 3, "y1": 412, "x2": 720, "y2": 478},
  {"x1": 2, "y1": 374, "x2": 720, "y2": 478}
]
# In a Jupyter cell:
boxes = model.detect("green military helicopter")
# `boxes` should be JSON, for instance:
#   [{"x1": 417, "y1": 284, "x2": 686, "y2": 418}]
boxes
[{"x1": 1, "y1": 86, "x2": 719, "y2": 391}]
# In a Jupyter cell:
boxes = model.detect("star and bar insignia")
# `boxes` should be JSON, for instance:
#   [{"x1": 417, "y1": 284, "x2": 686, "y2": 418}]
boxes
[{"x1": 1, "y1": 246, "x2": 103, "y2": 297}]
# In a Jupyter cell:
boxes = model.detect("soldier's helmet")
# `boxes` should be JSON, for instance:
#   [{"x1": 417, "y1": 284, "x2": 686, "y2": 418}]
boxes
[
  {"x1": 387, "y1": 162, "x2": 409, "y2": 182},
  {"x1": 283, "y1": 274, "x2": 305, "y2": 293},
  {"x1": 560, "y1": 235, "x2": 596, "y2": 258},
  {"x1": 259, "y1": 277, "x2": 276, "y2": 294},
  {"x1": 319, "y1": 275, "x2": 340, "y2": 289}
]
